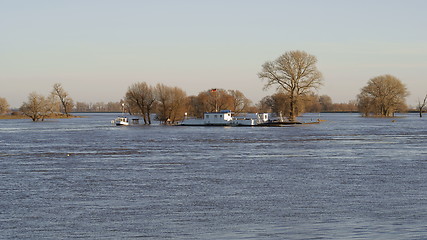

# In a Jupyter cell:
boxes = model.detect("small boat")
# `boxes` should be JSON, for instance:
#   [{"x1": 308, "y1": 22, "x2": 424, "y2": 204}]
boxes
[
  {"x1": 112, "y1": 103, "x2": 130, "y2": 126},
  {"x1": 114, "y1": 116, "x2": 129, "y2": 126}
]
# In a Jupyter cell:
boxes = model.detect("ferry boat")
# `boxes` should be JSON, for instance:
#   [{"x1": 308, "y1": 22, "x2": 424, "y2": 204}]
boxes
[
  {"x1": 181, "y1": 110, "x2": 270, "y2": 126},
  {"x1": 180, "y1": 110, "x2": 319, "y2": 126},
  {"x1": 112, "y1": 103, "x2": 131, "y2": 126}
]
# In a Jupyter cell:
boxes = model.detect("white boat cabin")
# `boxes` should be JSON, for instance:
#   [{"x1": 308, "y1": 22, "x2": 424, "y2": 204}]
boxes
[
  {"x1": 114, "y1": 116, "x2": 129, "y2": 126},
  {"x1": 203, "y1": 110, "x2": 233, "y2": 125}
]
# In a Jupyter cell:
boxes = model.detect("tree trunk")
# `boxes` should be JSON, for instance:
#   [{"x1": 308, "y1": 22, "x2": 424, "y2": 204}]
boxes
[
  {"x1": 289, "y1": 94, "x2": 295, "y2": 122},
  {"x1": 146, "y1": 108, "x2": 152, "y2": 125}
]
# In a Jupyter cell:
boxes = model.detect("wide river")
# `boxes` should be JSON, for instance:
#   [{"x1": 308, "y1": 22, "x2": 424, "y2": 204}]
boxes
[{"x1": 1, "y1": 113, "x2": 426, "y2": 239}]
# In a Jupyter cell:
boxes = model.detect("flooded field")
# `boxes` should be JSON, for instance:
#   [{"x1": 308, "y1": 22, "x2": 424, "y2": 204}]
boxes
[{"x1": 1, "y1": 113, "x2": 426, "y2": 239}]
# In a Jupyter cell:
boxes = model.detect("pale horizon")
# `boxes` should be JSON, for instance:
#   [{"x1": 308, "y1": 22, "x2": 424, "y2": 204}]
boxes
[{"x1": 1, "y1": 0, "x2": 426, "y2": 108}]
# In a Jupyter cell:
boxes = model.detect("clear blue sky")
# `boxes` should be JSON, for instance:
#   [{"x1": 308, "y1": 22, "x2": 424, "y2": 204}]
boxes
[{"x1": 1, "y1": 0, "x2": 426, "y2": 108}]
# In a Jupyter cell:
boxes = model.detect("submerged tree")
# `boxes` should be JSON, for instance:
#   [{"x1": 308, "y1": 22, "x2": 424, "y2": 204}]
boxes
[
  {"x1": 52, "y1": 83, "x2": 74, "y2": 116},
  {"x1": 258, "y1": 50, "x2": 323, "y2": 121},
  {"x1": 154, "y1": 84, "x2": 188, "y2": 124},
  {"x1": 357, "y1": 74, "x2": 409, "y2": 117},
  {"x1": 125, "y1": 82, "x2": 156, "y2": 124},
  {"x1": 0, "y1": 97, "x2": 9, "y2": 114},
  {"x1": 20, "y1": 92, "x2": 56, "y2": 121}
]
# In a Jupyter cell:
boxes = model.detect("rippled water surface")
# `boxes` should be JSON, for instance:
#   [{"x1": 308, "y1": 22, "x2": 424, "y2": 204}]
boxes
[{"x1": 1, "y1": 113, "x2": 427, "y2": 239}]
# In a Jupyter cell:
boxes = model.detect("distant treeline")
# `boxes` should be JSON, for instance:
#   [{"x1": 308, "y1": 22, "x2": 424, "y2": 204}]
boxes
[{"x1": 73, "y1": 101, "x2": 123, "y2": 112}]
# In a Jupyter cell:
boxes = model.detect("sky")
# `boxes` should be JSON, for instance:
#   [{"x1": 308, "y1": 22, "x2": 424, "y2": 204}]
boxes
[{"x1": 1, "y1": 0, "x2": 426, "y2": 108}]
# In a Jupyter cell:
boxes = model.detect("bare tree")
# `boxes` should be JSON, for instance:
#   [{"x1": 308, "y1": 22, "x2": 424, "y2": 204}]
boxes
[
  {"x1": 269, "y1": 92, "x2": 290, "y2": 117},
  {"x1": 259, "y1": 92, "x2": 307, "y2": 118},
  {"x1": 357, "y1": 74, "x2": 409, "y2": 117},
  {"x1": 417, "y1": 94, "x2": 427, "y2": 118},
  {"x1": 155, "y1": 83, "x2": 172, "y2": 123},
  {"x1": 155, "y1": 84, "x2": 188, "y2": 124},
  {"x1": 258, "y1": 50, "x2": 323, "y2": 121},
  {"x1": 168, "y1": 87, "x2": 188, "y2": 123},
  {"x1": 187, "y1": 89, "x2": 231, "y2": 116},
  {"x1": 319, "y1": 95, "x2": 333, "y2": 112},
  {"x1": 0, "y1": 97, "x2": 9, "y2": 114},
  {"x1": 20, "y1": 92, "x2": 56, "y2": 121},
  {"x1": 52, "y1": 83, "x2": 74, "y2": 116},
  {"x1": 257, "y1": 95, "x2": 274, "y2": 113},
  {"x1": 227, "y1": 90, "x2": 252, "y2": 115},
  {"x1": 125, "y1": 82, "x2": 156, "y2": 124},
  {"x1": 204, "y1": 89, "x2": 234, "y2": 113},
  {"x1": 302, "y1": 92, "x2": 322, "y2": 113},
  {"x1": 185, "y1": 96, "x2": 202, "y2": 118}
]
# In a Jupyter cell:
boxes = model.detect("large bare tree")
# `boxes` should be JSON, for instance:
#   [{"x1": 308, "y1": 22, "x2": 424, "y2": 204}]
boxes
[
  {"x1": 0, "y1": 97, "x2": 9, "y2": 114},
  {"x1": 357, "y1": 74, "x2": 409, "y2": 117},
  {"x1": 155, "y1": 84, "x2": 188, "y2": 124},
  {"x1": 125, "y1": 82, "x2": 156, "y2": 124},
  {"x1": 52, "y1": 83, "x2": 74, "y2": 116},
  {"x1": 20, "y1": 92, "x2": 56, "y2": 121},
  {"x1": 258, "y1": 50, "x2": 323, "y2": 121}
]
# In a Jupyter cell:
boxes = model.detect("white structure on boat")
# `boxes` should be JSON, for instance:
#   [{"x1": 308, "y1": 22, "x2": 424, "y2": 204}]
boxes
[
  {"x1": 233, "y1": 113, "x2": 269, "y2": 126},
  {"x1": 114, "y1": 116, "x2": 129, "y2": 126},
  {"x1": 182, "y1": 110, "x2": 233, "y2": 126},
  {"x1": 112, "y1": 115, "x2": 140, "y2": 126},
  {"x1": 181, "y1": 110, "x2": 270, "y2": 126}
]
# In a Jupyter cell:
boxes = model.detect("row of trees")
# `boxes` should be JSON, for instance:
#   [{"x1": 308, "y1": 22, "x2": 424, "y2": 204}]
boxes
[
  {"x1": 123, "y1": 81, "x2": 361, "y2": 125},
  {"x1": 258, "y1": 50, "x2": 426, "y2": 118},
  {"x1": 3, "y1": 50, "x2": 425, "y2": 121},
  {"x1": 125, "y1": 82, "x2": 185, "y2": 124},
  {"x1": 124, "y1": 82, "x2": 255, "y2": 124},
  {"x1": 258, "y1": 92, "x2": 357, "y2": 115}
]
